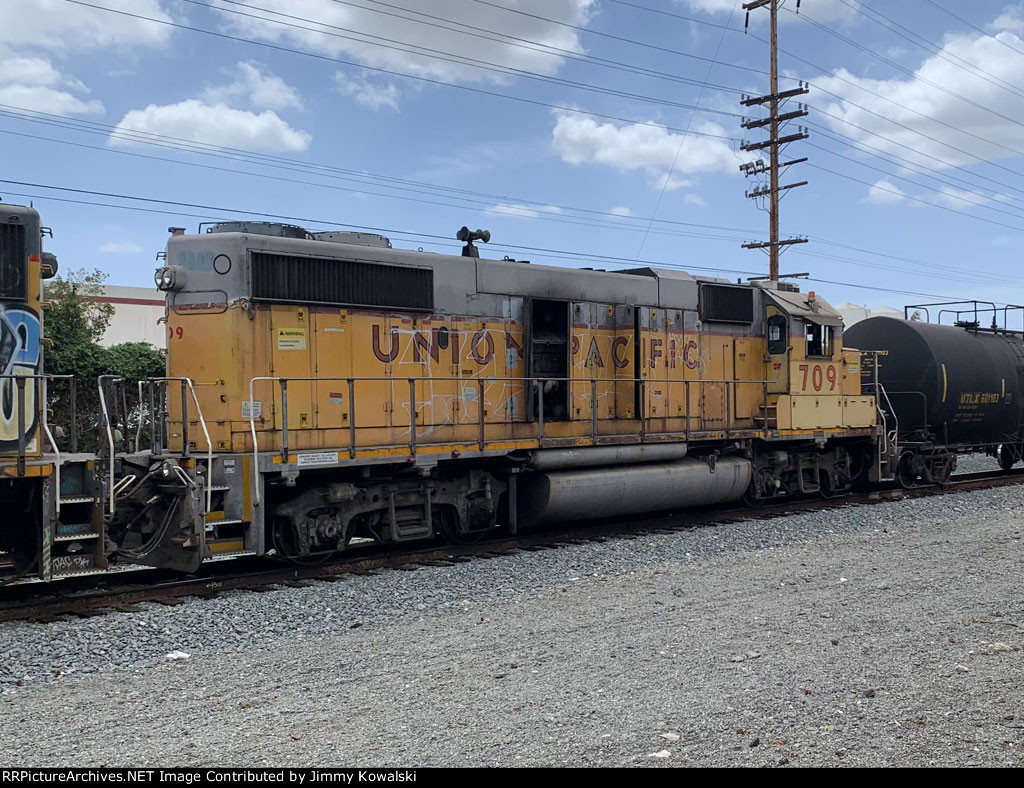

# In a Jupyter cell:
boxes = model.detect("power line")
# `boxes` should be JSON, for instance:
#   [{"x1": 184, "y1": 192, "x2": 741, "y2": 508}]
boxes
[
  {"x1": 806, "y1": 139, "x2": 1024, "y2": 222},
  {"x1": 0, "y1": 108, "x2": 762, "y2": 242},
  {"x1": 807, "y1": 163, "x2": 1024, "y2": 233},
  {"x1": 59, "y1": 0, "x2": 742, "y2": 144},
  {"x1": 635, "y1": 0, "x2": 740, "y2": 259},
  {"x1": 606, "y1": 0, "x2": 1024, "y2": 173},
  {"x1": 790, "y1": 3, "x2": 1024, "y2": 131},
  {"x1": 68, "y1": 0, "x2": 1024, "y2": 203},
  {"x1": 180, "y1": 0, "x2": 744, "y2": 120},
  {"x1": 461, "y1": 0, "x2": 772, "y2": 78},
  {"x1": 315, "y1": 0, "x2": 748, "y2": 96},
  {"x1": 8, "y1": 98, "x2": 1024, "y2": 279},
  {"x1": 838, "y1": 0, "x2": 1024, "y2": 102},
  {"x1": 5, "y1": 179, "x2": 1023, "y2": 295},
  {"x1": 25, "y1": 3, "x2": 1024, "y2": 273},
  {"x1": 920, "y1": 0, "x2": 1024, "y2": 59},
  {"x1": 9, "y1": 100, "x2": 1024, "y2": 267}
]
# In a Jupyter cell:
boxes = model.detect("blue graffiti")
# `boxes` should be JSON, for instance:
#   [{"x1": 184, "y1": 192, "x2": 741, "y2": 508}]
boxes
[{"x1": 0, "y1": 304, "x2": 41, "y2": 450}]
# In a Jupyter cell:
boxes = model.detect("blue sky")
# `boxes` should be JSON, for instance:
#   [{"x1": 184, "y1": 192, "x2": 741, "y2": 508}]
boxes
[{"x1": 4, "y1": 0, "x2": 1024, "y2": 312}]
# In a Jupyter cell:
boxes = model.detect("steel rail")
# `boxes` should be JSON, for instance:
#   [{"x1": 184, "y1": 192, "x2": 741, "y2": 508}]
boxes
[{"x1": 3, "y1": 466, "x2": 1020, "y2": 623}]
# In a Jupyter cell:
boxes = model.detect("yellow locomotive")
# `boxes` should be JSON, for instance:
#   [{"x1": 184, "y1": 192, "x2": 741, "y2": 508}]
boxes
[{"x1": 127, "y1": 220, "x2": 879, "y2": 568}]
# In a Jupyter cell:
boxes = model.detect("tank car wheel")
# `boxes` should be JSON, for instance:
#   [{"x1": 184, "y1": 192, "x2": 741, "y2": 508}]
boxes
[
  {"x1": 997, "y1": 444, "x2": 1017, "y2": 472},
  {"x1": 896, "y1": 454, "x2": 919, "y2": 489}
]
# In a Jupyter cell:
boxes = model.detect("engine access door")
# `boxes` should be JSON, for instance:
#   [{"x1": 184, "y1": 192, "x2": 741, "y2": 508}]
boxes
[{"x1": 765, "y1": 305, "x2": 789, "y2": 394}]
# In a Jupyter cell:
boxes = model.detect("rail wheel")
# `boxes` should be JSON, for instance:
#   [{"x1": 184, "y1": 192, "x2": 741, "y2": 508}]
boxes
[
  {"x1": 897, "y1": 454, "x2": 919, "y2": 489},
  {"x1": 270, "y1": 515, "x2": 347, "y2": 567},
  {"x1": 818, "y1": 470, "x2": 838, "y2": 499},
  {"x1": 741, "y1": 485, "x2": 766, "y2": 508},
  {"x1": 997, "y1": 444, "x2": 1017, "y2": 472}
]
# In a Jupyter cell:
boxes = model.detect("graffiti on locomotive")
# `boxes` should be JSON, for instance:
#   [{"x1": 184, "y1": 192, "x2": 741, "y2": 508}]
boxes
[{"x1": 0, "y1": 304, "x2": 41, "y2": 450}]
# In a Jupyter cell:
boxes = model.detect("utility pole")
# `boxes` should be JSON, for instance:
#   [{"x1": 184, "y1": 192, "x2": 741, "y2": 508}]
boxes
[{"x1": 740, "y1": 0, "x2": 809, "y2": 282}]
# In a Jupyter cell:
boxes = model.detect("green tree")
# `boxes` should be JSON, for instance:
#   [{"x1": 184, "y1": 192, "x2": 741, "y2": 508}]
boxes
[{"x1": 43, "y1": 269, "x2": 165, "y2": 451}]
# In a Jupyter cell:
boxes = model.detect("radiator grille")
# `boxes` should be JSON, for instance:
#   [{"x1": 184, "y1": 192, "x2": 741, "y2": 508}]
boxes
[
  {"x1": 0, "y1": 223, "x2": 27, "y2": 301},
  {"x1": 700, "y1": 284, "x2": 754, "y2": 323},
  {"x1": 250, "y1": 252, "x2": 433, "y2": 311}
]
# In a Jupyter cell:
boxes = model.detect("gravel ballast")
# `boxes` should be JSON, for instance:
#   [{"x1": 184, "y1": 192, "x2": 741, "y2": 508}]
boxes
[{"x1": 2, "y1": 484, "x2": 1023, "y2": 766}]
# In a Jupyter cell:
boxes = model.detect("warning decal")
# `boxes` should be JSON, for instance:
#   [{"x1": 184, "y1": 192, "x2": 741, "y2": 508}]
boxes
[{"x1": 277, "y1": 328, "x2": 307, "y2": 350}]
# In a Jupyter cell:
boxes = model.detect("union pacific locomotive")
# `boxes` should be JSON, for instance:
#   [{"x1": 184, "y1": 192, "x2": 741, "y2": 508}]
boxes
[{"x1": 3, "y1": 203, "x2": 1023, "y2": 582}]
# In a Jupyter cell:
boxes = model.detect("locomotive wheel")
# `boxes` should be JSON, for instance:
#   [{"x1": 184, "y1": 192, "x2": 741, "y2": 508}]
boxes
[
  {"x1": 270, "y1": 517, "x2": 346, "y2": 567},
  {"x1": 997, "y1": 444, "x2": 1017, "y2": 472},
  {"x1": 741, "y1": 485, "x2": 766, "y2": 508},
  {"x1": 896, "y1": 454, "x2": 919, "y2": 489}
]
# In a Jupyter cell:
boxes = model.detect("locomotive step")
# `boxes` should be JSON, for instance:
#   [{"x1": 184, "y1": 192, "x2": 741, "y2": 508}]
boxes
[
  {"x1": 54, "y1": 531, "x2": 100, "y2": 542},
  {"x1": 59, "y1": 495, "x2": 98, "y2": 504},
  {"x1": 204, "y1": 519, "x2": 245, "y2": 532},
  {"x1": 55, "y1": 522, "x2": 99, "y2": 539},
  {"x1": 206, "y1": 549, "x2": 258, "y2": 562}
]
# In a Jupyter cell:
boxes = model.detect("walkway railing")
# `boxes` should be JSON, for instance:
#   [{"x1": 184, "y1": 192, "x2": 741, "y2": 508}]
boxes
[{"x1": 245, "y1": 375, "x2": 773, "y2": 507}]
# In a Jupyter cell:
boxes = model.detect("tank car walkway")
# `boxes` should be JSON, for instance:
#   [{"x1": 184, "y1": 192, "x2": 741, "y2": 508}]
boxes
[{"x1": 2, "y1": 484, "x2": 1022, "y2": 767}]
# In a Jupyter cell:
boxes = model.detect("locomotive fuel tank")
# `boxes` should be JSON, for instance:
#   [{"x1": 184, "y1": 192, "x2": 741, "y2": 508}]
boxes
[
  {"x1": 517, "y1": 457, "x2": 751, "y2": 528},
  {"x1": 844, "y1": 316, "x2": 1024, "y2": 447}
]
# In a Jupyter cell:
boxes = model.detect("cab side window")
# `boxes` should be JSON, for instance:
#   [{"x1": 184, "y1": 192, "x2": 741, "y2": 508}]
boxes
[
  {"x1": 767, "y1": 315, "x2": 788, "y2": 355},
  {"x1": 805, "y1": 322, "x2": 833, "y2": 358}
]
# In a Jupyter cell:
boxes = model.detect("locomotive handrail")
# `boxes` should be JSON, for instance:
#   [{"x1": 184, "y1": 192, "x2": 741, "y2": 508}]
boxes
[
  {"x1": 246, "y1": 374, "x2": 775, "y2": 507},
  {"x1": 0, "y1": 374, "x2": 77, "y2": 520},
  {"x1": 148, "y1": 377, "x2": 214, "y2": 515},
  {"x1": 97, "y1": 375, "x2": 122, "y2": 520}
]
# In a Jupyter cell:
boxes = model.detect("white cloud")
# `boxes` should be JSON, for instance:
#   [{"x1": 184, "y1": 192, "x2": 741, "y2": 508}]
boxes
[
  {"x1": 100, "y1": 242, "x2": 144, "y2": 254},
  {"x1": 683, "y1": 194, "x2": 706, "y2": 206},
  {"x1": 333, "y1": 73, "x2": 400, "y2": 111},
  {"x1": 551, "y1": 111, "x2": 737, "y2": 190},
  {"x1": 0, "y1": 0, "x2": 172, "y2": 51},
  {"x1": 0, "y1": 1, "x2": 173, "y2": 118},
  {"x1": 934, "y1": 185, "x2": 992, "y2": 209},
  {"x1": 111, "y1": 100, "x2": 312, "y2": 153},
  {"x1": 202, "y1": 62, "x2": 304, "y2": 111},
  {"x1": 649, "y1": 173, "x2": 695, "y2": 192},
  {"x1": 0, "y1": 51, "x2": 103, "y2": 116},
  {"x1": 991, "y1": 6, "x2": 1024, "y2": 35},
  {"x1": 866, "y1": 179, "x2": 906, "y2": 205},
  {"x1": 609, "y1": 206, "x2": 633, "y2": 217},
  {"x1": 675, "y1": 0, "x2": 858, "y2": 22},
  {"x1": 211, "y1": 0, "x2": 594, "y2": 83},
  {"x1": 486, "y1": 203, "x2": 563, "y2": 219},
  {"x1": 816, "y1": 21, "x2": 1024, "y2": 171}
]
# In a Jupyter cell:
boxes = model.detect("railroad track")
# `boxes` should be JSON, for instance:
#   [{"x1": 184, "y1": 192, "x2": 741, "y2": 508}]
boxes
[{"x1": 2, "y1": 468, "x2": 1022, "y2": 624}]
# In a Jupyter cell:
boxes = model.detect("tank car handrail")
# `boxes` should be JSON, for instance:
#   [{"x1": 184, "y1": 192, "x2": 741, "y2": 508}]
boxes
[
  {"x1": 246, "y1": 373, "x2": 777, "y2": 508},
  {"x1": 905, "y1": 300, "x2": 1024, "y2": 332}
]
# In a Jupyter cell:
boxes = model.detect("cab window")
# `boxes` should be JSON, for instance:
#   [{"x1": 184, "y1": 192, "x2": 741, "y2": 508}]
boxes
[
  {"x1": 766, "y1": 315, "x2": 788, "y2": 355},
  {"x1": 805, "y1": 322, "x2": 833, "y2": 358}
]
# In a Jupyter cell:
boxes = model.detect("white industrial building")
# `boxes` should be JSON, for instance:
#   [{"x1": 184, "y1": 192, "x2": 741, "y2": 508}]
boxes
[
  {"x1": 92, "y1": 285, "x2": 166, "y2": 349},
  {"x1": 835, "y1": 303, "x2": 905, "y2": 327}
]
